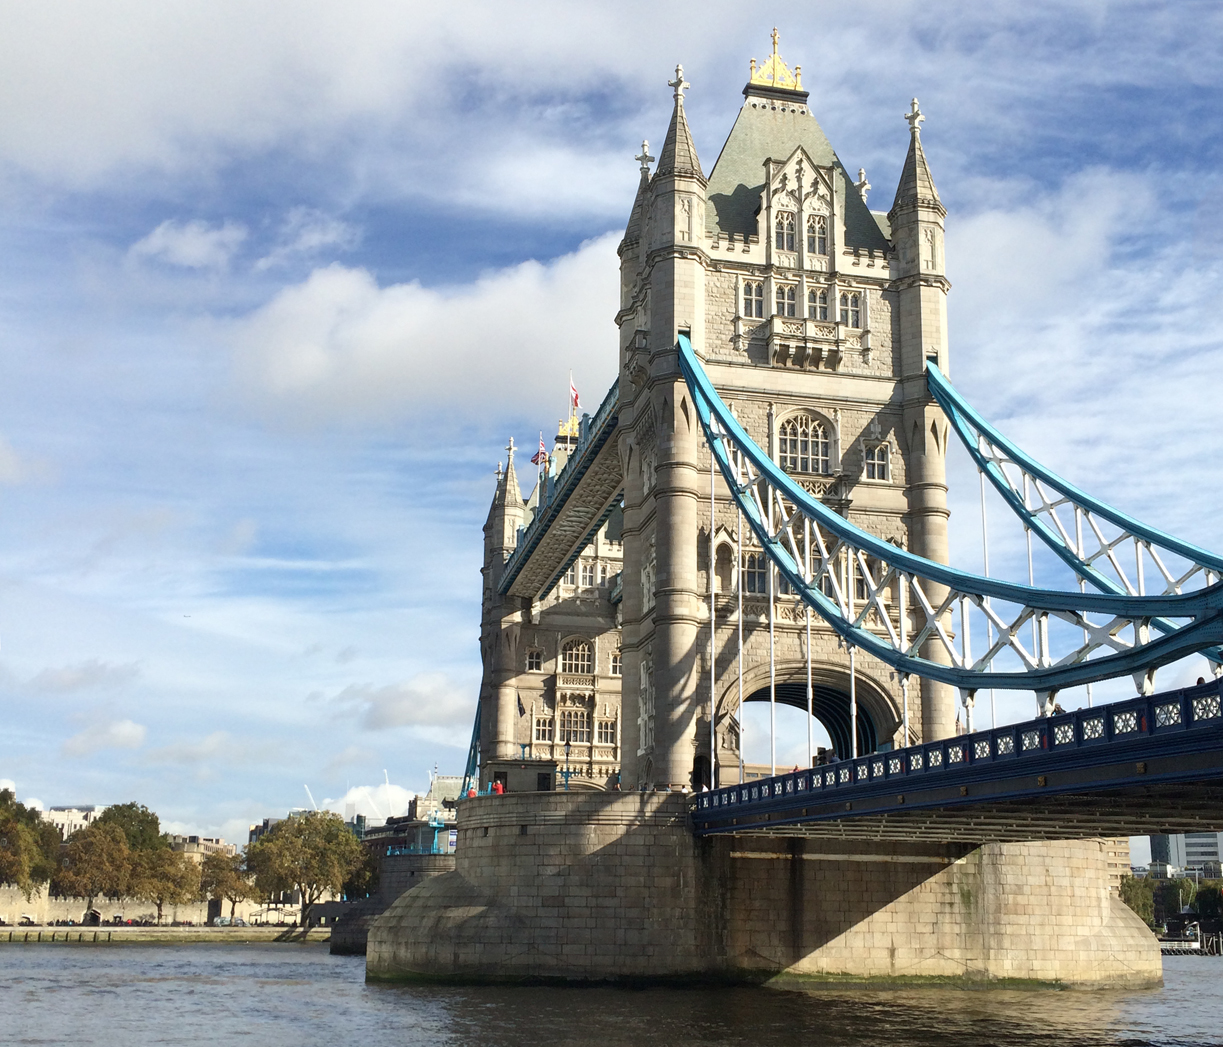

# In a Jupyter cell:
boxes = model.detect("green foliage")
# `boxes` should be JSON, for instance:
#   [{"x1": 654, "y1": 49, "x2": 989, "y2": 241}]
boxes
[
  {"x1": 342, "y1": 844, "x2": 381, "y2": 901},
  {"x1": 94, "y1": 802, "x2": 166, "y2": 852},
  {"x1": 200, "y1": 851, "x2": 252, "y2": 920},
  {"x1": 1192, "y1": 882, "x2": 1223, "y2": 918},
  {"x1": 129, "y1": 848, "x2": 200, "y2": 923},
  {"x1": 247, "y1": 811, "x2": 365, "y2": 925},
  {"x1": 0, "y1": 789, "x2": 61, "y2": 898},
  {"x1": 1119, "y1": 875, "x2": 1155, "y2": 925},
  {"x1": 50, "y1": 823, "x2": 131, "y2": 907}
]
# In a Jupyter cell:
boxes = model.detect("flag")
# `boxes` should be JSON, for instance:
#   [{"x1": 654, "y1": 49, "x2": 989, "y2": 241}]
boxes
[
  {"x1": 570, "y1": 378, "x2": 580, "y2": 410},
  {"x1": 530, "y1": 433, "x2": 548, "y2": 466},
  {"x1": 518, "y1": 695, "x2": 526, "y2": 717}
]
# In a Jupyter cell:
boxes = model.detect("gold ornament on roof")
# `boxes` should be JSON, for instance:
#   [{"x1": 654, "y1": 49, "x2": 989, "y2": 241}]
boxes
[
  {"x1": 557, "y1": 415, "x2": 580, "y2": 438},
  {"x1": 750, "y1": 27, "x2": 802, "y2": 91}
]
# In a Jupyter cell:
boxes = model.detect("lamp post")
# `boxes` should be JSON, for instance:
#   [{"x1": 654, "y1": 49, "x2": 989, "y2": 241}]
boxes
[{"x1": 562, "y1": 739, "x2": 572, "y2": 791}]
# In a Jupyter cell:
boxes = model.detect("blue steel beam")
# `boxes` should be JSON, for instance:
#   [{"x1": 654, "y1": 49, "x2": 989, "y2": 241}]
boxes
[
  {"x1": 927, "y1": 363, "x2": 1223, "y2": 668},
  {"x1": 677, "y1": 334, "x2": 1223, "y2": 692}
]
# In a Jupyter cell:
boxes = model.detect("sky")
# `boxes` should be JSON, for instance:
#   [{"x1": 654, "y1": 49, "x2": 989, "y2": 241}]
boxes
[{"x1": 1, "y1": 2, "x2": 1221, "y2": 855}]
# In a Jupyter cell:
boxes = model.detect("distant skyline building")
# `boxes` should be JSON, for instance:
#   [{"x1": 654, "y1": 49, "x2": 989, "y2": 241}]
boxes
[
  {"x1": 168, "y1": 834, "x2": 238, "y2": 864},
  {"x1": 1149, "y1": 832, "x2": 1223, "y2": 874},
  {"x1": 43, "y1": 805, "x2": 107, "y2": 840}
]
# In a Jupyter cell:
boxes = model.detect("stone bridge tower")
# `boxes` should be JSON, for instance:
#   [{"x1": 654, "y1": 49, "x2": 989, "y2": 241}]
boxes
[{"x1": 618, "y1": 36, "x2": 955, "y2": 790}]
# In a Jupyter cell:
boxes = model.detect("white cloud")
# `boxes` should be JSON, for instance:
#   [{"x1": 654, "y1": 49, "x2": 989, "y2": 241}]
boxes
[
  {"x1": 130, "y1": 219, "x2": 248, "y2": 270},
  {"x1": 321, "y1": 782, "x2": 414, "y2": 822},
  {"x1": 28, "y1": 659, "x2": 140, "y2": 694},
  {"x1": 232, "y1": 233, "x2": 620, "y2": 423},
  {"x1": 255, "y1": 208, "x2": 360, "y2": 271},
  {"x1": 143, "y1": 731, "x2": 232, "y2": 765},
  {"x1": 332, "y1": 672, "x2": 473, "y2": 733},
  {"x1": 62, "y1": 718, "x2": 147, "y2": 757},
  {"x1": 0, "y1": 778, "x2": 13, "y2": 793}
]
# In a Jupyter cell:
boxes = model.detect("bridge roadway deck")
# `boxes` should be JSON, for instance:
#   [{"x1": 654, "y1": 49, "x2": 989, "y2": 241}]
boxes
[{"x1": 691, "y1": 679, "x2": 1223, "y2": 842}]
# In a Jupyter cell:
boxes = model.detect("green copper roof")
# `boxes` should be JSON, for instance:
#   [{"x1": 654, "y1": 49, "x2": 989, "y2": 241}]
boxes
[{"x1": 705, "y1": 97, "x2": 889, "y2": 252}]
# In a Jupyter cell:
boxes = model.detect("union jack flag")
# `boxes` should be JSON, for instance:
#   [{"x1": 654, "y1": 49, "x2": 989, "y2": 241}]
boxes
[{"x1": 530, "y1": 433, "x2": 548, "y2": 466}]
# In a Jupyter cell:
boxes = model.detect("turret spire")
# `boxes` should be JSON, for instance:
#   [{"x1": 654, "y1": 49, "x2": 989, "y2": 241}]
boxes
[
  {"x1": 491, "y1": 436, "x2": 523, "y2": 509},
  {"x1": 656, "y1": 64, "x2": 703, "y2": 181},
  {"x1": 891, "y1": 97, "x2": 942, "y2": 216}
]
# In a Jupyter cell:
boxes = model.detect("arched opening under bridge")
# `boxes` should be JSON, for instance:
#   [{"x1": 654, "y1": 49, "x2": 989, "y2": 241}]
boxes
[{"x1": 743, "y1": 682, "x2": 879, "y2": 759}]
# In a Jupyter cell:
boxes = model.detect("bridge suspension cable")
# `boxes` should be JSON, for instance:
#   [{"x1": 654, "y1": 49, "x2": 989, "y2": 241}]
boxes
[{"x1": 677, "y1": 334, "x2": 1223, "y2": 706}]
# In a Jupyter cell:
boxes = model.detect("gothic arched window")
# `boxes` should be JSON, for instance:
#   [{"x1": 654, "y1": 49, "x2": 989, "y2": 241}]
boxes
[
  {"x1": 742, "y1": 551, "x2": 768, "y2": 594},
  {"x1": 775, "y1": 284, "x2": 796, "y2": 317},
  {"x1": 808, "y1": 289, "x2": 828, "y2": 321},
  {"x1": 807, "y1": 214, "x2": 827, "y2": 255},
  {"x1": 714, "y1": 543, "x2": 733, "y2": 592},
  {"x1": 743, "y1": 281, "x2": 764, "y2": 319},
  {"x1": 839, "y1": 292, "x2": 861, "y2": 328},
  {"x1": 560, "y1": 708, "x2": 590, "y2": 743},
  {"x1": 561, "y1": 639, "x2": 592, "y2": 675},
  {"x1": 775, "y1": 212, "x2": 796, "y2": 252},
  {"x1": 778, "y1": 414, "x2": 831, "y2": 475}
]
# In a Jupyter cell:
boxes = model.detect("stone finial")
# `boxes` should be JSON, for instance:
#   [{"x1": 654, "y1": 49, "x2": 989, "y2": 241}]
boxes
[
  {"x1": 668, "y1": 64, "x2": 690, "y2": 104},
  {"x1": 635, "y1": 140, "x2": 655, "y2": 175},
  {"x1": 855, "y1": 167, "x2": 871, "y2": 204},
  {"x1": 905, "y1": 98, "x2": 925, "y2": 137},
  {"x1": 505, "y1": 436, "x2": 516, "y2": 465}
]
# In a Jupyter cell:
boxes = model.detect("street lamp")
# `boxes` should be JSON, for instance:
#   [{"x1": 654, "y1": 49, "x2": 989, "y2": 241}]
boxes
[{"x1": 562, "y1": 739, "x2": 572, "y2": 791}]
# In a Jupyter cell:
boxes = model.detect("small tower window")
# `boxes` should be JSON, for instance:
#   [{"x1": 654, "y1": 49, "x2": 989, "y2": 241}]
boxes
[
  {"x1": 775, "y1": 285, "x2": 796, "y2": 317},
  {"x1": 743, "y1": 282, "x2": 764, "y2": 319},
  {"x1": 807, "y1": 214, "x2": 827, "y2": 255},
  {"x1": 865, "y1": 444, "x2": 890, "y2": 481},
  {"x1": 560, "y1": 708, "x2": 590, "y2": 743},
  {"x1": 581, "y1": 561, "x2": 596, "y2": 587},
  {"x1": 535, "y1": 717, "x2": 553, "y2": 742},
  {"x1": 742, "y1": 551, "x2": 768, "y2": 594},
  {"x1": 808, "y1": 289, "x2": 828, "y2": 321},
  {"x1": 775, "y1": 212, "x2": 796, "y2": 252},
  {"x1": 562, "y1": 565, "x2": 576, "y2": 586},
  {"x1": 561, "y1": 640, "x2": 593, "y2": 675},
  {"x1": 839, "y1": 292, "x2": 861, "y2": 328},
  {"x1": 610, "y1": 651, "x2": 622, "y2": 676},
  {"x1": 527, "y1": 649, "x2": 543, "y2": 672},
  {"x1": 778, "y1": 414, "x2": 831, "y2": 475},
  {"x1": 597, "y1": 720, "x2": 616, "y2": 745}
]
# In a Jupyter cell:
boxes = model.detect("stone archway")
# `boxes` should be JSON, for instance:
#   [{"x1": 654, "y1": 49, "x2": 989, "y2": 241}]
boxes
[{"x1": 716, "y1": 660, "x2": 900, "y2": 762}]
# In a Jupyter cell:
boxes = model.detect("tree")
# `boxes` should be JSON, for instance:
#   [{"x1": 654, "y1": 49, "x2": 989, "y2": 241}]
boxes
[
  {"x1": 130, "y1": 848, "x2": 200, "y2": 924},
  {"x1": 1193, "y1": 883, "x2": 1223, "y2": 919},
  {"x1": 50, "y1": 823, "x2": 130, "y2": 914},
  {"x1": 95, "y1": 802, "x2": 166, "y2": 852},
  {"x1": 0, "y1": 789, "x2": 60, "y2": 898},
  {"x1": 200, "y1": 851, "x2": 252, "y2": 921},
  {"x1": 247, "y1": 811, "x2": 365, "y2": 926},
  {"x1": 342, "y1": 844, "x2": 380, "y2": 902},
  {"x1": 1119, "y1": 875, "x2": 1155, "y2": 925}
]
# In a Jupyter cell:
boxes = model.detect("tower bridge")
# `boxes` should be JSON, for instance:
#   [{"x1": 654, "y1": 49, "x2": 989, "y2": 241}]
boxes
[{"x1": 368, "y1": 34, "x2": 1221, "y2": 988}]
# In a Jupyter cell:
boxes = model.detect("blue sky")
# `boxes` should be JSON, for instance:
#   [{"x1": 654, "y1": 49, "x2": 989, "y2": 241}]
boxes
[{"x1": 1, "y1": 2, "x2": 1221, "y2": 851}]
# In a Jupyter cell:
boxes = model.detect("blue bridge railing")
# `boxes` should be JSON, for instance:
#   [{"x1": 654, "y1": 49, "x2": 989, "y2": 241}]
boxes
[{"x1": 693, "y1": 679, "x2": 1223, "y2": 829}]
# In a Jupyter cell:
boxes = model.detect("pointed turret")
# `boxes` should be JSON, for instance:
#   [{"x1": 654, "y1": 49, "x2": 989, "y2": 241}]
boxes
[
  {"x1": 890, "y1": 98, "x2": 944, "y2": 219},
  {"x1": 655, "y1": 65, "x2": 704, "y2": 182},
  {"x1": 622, "y1": 140, "x2": 654, "y2": 247},
  {"x1": 491, "y1": 445, "x2": 524, "y2": 511}
]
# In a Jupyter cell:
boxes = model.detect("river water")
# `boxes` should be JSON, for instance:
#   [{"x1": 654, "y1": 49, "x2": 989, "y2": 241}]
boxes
[{"x1": 2, "y1": 945, "x2": 1222, "y2": 1046}]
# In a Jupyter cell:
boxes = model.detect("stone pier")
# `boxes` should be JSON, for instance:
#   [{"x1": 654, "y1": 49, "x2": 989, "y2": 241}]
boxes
[{"x1": 366, "y1": 793, "x2": 1160, "y2": 987}]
